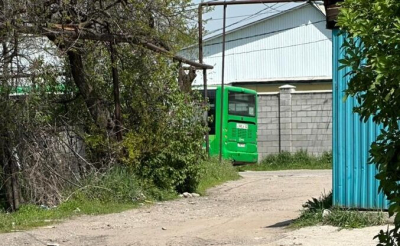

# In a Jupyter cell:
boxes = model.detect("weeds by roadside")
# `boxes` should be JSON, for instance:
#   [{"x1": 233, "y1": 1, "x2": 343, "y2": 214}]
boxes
[
  {"x1": 291, "y1": 191, "x2": 387, "y2": 229},
  {"x1": 0, "y1": 158, "x2": 239, "y2": 233},
  {"x1": 237, "y1": 150, "x2": 332, "y2": 171},
  {"x1": 196, "y1": 158, "x2": 240, "y2": 195}
]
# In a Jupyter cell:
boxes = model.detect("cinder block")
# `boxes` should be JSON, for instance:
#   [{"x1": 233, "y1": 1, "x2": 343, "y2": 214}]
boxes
[
  {"x1": 292, "y1": 141, "x2": 307, "y2": 147},
  {"x1": 306, "y1": 99, "x2": 316, "y2": 105},
  {"x1": 281, "y1": 118, "x2": 291, "y2": 123},
  {"x1": 272, "y1": 141, "x2": 280, "y2": 147},
  {"x1": 292, "y1": 135, "x2": 308, "y2": 141},
  {"x1": 258, "y1": 129, "x2": 269, "y2": 136},
  {"x1": 258, "y1": 112, "x2": 268, "y2": 118},
  {"x1": 280, "y1": 100, "x2": 291, "y2": 107},
  {"x1": 292, "y1": 118, "x2": 302, "y2": 123},
  {"x1": 321, "y1": 111, "x2": 332, "y2": 117},
  {"x1": 301, "y1": 117, "x2": 312, "y2": 123},
  {"x1": 312, "y1": 117, "x2": 323, "y2": 123},
  {"x1": 266, "y1": 135, "x2": 279, "y2": 141},
  {"x1": 322, "y1": 116, "x2": 332, "y2": 122},
  {"x1": 322, "y1": 105, "x2": 332, "y2": 110},
  {"x1": 267, "y1": 111, "x2": 278, "y2": 117},
  {"x1": 266, "y1": 124, "x2": 279, "y2": 130},
  {"x1": 281, "y1": 141, "x2": 292, "y2": 147},
  {"x1": 306, "y1": 111, "x2": 318, "y2": 117},
  {"x1": 260, "y1": 106, "x2": 272, "y2": 112},
  {"x1": 297, "y1": 123, "x2": 308, "y2": 129},
  {"x1": 266, "y1": 147, "x2": 279, "y2": 154},
  {"x1": 304, "y1": 122, "x2": 314, "y2": 129},
  {"x1": 266, "y1": 100, "x2": 279, "y2": 106},
  {"x1": 317, "y1": 123, "x2": 329, "y2": 129},
  {"x1": 297, "y1": 111, "x2": 306, "y2": 117},
  {"x1": 292, "y1": 106, "x2": 302, "y2": 111},
  {"x1": 280, "y1": 112, "x2": 291, "y2": 118},
  {"x1": 258, "y1": 124, "x2": 268, "y2": 130},
  {"x1": 321, "y1": 141, "x2": 332, "y2": 147},
  {"x1": 292, "y1": 129, "x2": 303, "y2": 135},
  {"x1": 311, "y1": 105, "x2": 323, "y2": 111},
  {"x1": 280, "y1": 123, "x2": 291, "y2": 129}
]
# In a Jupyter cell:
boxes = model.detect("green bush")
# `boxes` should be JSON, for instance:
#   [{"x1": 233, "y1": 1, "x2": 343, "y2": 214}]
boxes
[{"x1": 116, "y1": 55, "x2": 208, "y2": 193}]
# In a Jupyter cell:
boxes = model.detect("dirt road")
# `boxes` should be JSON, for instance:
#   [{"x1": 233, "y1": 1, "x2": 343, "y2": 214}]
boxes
[{"x1": 1, "y1": 170, "x2": 388, "y2": 246}]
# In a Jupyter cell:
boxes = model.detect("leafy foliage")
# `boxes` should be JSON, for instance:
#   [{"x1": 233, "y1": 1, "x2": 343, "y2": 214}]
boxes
[
  {"x1": 302, "y1": 191, "x2": 332, "y2": 212},
  {"x1": 0, "y1": 0, "x2": 207, "y2": 210},
  {"x1": 337, "y1": 0, "x2": 400, "y2": 244}
]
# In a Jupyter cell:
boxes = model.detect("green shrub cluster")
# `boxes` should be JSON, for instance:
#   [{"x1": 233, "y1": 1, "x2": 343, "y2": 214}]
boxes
[{"x1": 81, "y1": 53, "x2": 209, "y2": 194}]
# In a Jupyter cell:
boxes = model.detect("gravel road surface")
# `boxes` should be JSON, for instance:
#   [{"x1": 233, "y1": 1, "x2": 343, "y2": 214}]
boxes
[{"x1": 0, "y1": 170, "x2": 388, "y2": 246}]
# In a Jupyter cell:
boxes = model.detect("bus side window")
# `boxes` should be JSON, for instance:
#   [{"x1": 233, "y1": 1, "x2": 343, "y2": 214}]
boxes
[
  {"x1": 208, "y1": 96, "x2": 216, "y2": 135},
  {"x1": 200, "y1": 89, "x2": 216, "y2": 135}
]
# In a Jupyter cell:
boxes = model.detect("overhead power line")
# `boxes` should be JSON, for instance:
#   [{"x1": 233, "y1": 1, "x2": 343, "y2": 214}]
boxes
[
  {"x1": 205, "y1": 3, "x2": 283, "y2": 36},
  {"x1": 204, "y1": 19, "x2": 326, "y2": 47},
  {"x1": 210, "y1": 38, "x2": 332, "y2": 58},
  {"x1": 207, "y1": 10, "x2": 280, "y2": 21}
]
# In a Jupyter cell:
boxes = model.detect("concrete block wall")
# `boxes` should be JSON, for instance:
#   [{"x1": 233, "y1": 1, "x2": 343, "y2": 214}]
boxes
[
  {"x1": 257, "y1": 85, "x2": 332, "y2": 161},
  {"x1": 258, "y1": 93, "x2": 280, "y2": 157}
]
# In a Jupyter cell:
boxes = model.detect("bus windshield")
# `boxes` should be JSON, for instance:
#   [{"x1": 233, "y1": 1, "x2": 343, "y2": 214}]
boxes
[{"x1": 228, "y1": 91, "x2": 256, "y2": 117}]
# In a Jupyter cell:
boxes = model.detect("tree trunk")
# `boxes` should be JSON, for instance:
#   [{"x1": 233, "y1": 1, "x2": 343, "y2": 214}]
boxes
[
  {"x1": 67, "y1": 50, "x2": 113, "y2": 130},
  {"x1": 109, "y1": 43, "x2": 123, "y2": 141},
  {"x1": 3, "y1": 148, "x2": 21, "y2": 211},
  {"x1": 178, "y1": 66, "x2": 197, "y2": 93},
  {"x1": 0, "y1": 39, "x2": 21, "y2": 211}
]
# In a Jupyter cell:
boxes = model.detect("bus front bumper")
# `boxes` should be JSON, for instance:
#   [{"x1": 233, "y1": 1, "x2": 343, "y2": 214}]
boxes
[{"x1": 224, "y1": 151, "x2": 258, "y2": 164}]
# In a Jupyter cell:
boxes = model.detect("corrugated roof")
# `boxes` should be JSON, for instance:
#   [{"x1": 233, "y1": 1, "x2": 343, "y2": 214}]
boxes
[
  {"x1": 190, "y1": 3, "x2": 332, "y2": 85},
  {"x1": 204, "y1": 2, "x2": 326, "y2": 41}
]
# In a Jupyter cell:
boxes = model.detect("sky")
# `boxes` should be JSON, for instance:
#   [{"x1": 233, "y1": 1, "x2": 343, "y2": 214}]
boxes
[{"x1": 191, "y1": 0, "x2": 306, "y2": 38}]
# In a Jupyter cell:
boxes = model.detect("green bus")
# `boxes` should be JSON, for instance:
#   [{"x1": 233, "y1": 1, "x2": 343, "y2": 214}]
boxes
[{"x1": 203, "y1": 86, "x2": 258, "y2": 164}]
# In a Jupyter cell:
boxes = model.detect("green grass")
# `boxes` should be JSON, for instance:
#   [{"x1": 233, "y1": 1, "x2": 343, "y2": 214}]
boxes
[
  {"x1": 291, "y1": 208, "x2": 387, "y2": 229},
  {"x1": 290, "y1": 191, "x2": 387, "y2": 229},
  {"x1": 196, "y1": 157, "x2": 241, "y2": 195},
  {"x1": 0, "y1": 200, "x2": 137, "y2": 232},
  {"x1": 237, "y1": 150, "x2": 332, "y2": 171},
  {"x1": 0, "y1": 159, "x2": 240, "y2": 233}
]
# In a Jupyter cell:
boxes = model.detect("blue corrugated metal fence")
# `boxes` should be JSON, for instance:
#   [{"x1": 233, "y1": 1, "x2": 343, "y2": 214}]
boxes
[{"x1": 332, "y1": 29, "x2": 388, "y2": 210}]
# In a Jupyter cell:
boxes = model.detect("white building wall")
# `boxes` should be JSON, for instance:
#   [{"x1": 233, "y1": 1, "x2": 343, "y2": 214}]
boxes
[{"x1": 186, "y1": 4, "x2": 332, "y2": 86}]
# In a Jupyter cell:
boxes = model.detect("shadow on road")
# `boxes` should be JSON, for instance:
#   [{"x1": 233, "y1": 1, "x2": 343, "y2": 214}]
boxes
[{"x1": 265, "y1": 219, "x2": 294, "y2": 228}]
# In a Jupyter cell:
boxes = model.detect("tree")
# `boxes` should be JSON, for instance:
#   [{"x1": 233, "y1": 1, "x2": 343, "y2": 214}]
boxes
[
  {"x1": 338, "y1": 0, "x2": 400, "y2": 244},
  {"x1": 0, "y1": 0, "x2": 206, "y2": 210}
]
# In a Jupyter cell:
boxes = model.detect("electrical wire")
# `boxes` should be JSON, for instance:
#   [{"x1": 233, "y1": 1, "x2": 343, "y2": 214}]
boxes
[
  {"x1": 205, "y1": 3, "x2": 282, "y2": 36},
  {"x1": 209, "y1": 38, "x2": 332, "y2": 58},
  {"x1": 203, "y1": 19, "x2": 326, "y2": 47},
  {"x1": 207, "y1": 10, "x2": 280, "y2": 21},
  {"x1": 262, "y1": 2, "x2": 289, "y2": 12}
]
